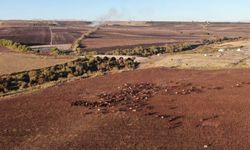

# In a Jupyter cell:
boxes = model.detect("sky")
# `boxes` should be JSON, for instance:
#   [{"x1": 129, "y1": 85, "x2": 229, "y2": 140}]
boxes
[{"x1": 1, "y1": 0, "x2": 250, "y2": 22}]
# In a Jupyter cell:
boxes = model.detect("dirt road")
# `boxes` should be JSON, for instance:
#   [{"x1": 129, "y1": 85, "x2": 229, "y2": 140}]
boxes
[{"x1": 49, "y1": 27, "x2": 53, "y2": 45}]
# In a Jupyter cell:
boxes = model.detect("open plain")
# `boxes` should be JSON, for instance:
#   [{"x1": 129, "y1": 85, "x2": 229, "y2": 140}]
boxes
[{"x1": 1, "y1": 21, "x2": 250, "y2": 149}]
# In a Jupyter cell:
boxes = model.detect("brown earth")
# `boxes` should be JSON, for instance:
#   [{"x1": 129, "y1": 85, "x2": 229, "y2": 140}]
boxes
[
  {"x1": 83, "y1": 22, "x2": 250, "y2": 50},
  {"x1": 1, "y1": 68, "x2": 250, "y2": 149},
  {"x1": 0, "y1": 21, "x2": 92, "y2": 45},
  {"x1": 51, "y1": 27, "x2": 91, "y2": 45},
  {"x1": 0, "y1": 46, "x2": 73, "y2": 75},
  {"x1": 2, "y1": 21, "x2": 250, "y2": 51},
  {"x1": 140, "y1": 39, "x2": 250, "y2": 70},
  {"x1": 0, "y1": 26, "x2": 51, "y2": 45}
]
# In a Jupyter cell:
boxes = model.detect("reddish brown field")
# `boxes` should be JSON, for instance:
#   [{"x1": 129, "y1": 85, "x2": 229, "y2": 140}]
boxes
[
  {"x1": 51, "y1": 27, "x2": 91, "y2": 44},
  {"x1": 83, "y1": 22, "x2": 250, "y2": 50},
  {"x1": 1, "y1": 68, "x2": 250, "y2": 149},
  {"x1": 0, "y1": 27, "x2": 51, "y2": 45},
  {"x1": 0, "y1": 20, "x2": 92, "y2": 45},
  {"x1": 2, "y1": 21, "x2": 250, "y2": 149},
  {"x1": 0, "y1": 46, "x2": 73, "y2": 75},
  {"x1": 2, "y1": 21, "x2": 250, "y2": 51},
  {"x1": 83, "y1": 24, "x2": 206, "y2": 50}
]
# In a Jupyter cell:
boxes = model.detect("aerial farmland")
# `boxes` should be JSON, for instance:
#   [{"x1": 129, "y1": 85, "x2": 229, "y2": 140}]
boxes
[{"x1": 1, "y1": 1, "x2": 250, "y2": 149}]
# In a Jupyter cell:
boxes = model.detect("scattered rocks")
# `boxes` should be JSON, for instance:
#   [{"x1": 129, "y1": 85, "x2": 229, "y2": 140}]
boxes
[
  {"x1": 235, "y1": 83, "x2": 241, "y2": 87},
  {"x1": 203, "y1": 144, "x2": 212, "y2": 149},
  {"x1": 158, "y1": 115, "x2": 171, "y2": 119},
  {"x1": 231, "y1": 82, "x2": 245, "y2": 88}
]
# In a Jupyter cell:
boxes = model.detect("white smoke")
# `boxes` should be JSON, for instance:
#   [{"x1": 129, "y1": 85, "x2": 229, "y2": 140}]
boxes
[{"x1": 90, "y1": 8, "x2": 124, "y2": 27}]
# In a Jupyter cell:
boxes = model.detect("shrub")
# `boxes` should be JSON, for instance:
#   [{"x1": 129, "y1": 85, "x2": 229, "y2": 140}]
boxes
[
  {"x1": 50, "y1": 47, "x2": 60, "y2": 55},
  {"x1": 0, "y1": 84, "x2": 4, "y2": 93},
  {"x1": 0, "y1": 56, "x2": 139, "y2": 94},
  {"x1": 28, "y1": 70, "x2": 40, "y2": 85},
  {"x1": 16, "y1": 73, "x2": 29, "y2": 83},
  {"x1": 19, "y1": 82, "x2": 28, "y2": 89},
  {"x1": 104, "y1": 37, "x2": 242, "y2": 57},
  {"x1": 105, "y1": 45, "x2": 167, "y2": 57},
  {"x1": 0, "y1": 39, "x2": 32, "y2": 52}
]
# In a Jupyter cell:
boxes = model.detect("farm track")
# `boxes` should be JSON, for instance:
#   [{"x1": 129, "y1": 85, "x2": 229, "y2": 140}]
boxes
[{"x1": 49, "y1": 27, "x2": 53, "y2": 45}]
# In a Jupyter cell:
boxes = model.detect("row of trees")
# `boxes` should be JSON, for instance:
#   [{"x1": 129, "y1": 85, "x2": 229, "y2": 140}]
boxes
[
  {"x1": 202, "y1": 36, "x2": 242, "y2": 45},
  {"x1": 0, "y1": 39, "x2": 32, "y2": 52},
  {"x1": 104, "y1": 43, "x2": 201, "y2": 57},
  {"x1": 104, "y1": 37, "x2": 243, "y2": 57},
  {"x1": 105, "y1": 46, "x2": 167, "y2": 57},
  {"x1": 71, "y1": 27, "x2": 99, "y2": 53},
  {"x1": 0, "y1": 56, "x2": 139, "y2": 94}
]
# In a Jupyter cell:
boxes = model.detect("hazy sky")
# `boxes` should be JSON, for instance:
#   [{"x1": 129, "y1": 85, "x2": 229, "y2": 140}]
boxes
[{"x1": 1, "y1": 0, "x2": 250, "y2": 21}]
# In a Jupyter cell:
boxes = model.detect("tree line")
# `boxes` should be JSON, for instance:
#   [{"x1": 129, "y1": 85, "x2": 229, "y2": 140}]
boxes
[{"x1": 0, "y1": 56, "x2": 139, "y2": 95}]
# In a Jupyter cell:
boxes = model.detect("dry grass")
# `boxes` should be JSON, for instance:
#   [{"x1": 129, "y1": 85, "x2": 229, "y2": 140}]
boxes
[
  {"x1": 140, "y1": 39, "x2": 250, "y2": 70},
  {"x1": 0, "y1": 49, "x2": 73, "y2": 75}
]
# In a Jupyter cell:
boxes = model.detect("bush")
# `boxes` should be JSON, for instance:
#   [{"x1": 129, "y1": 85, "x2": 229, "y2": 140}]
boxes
[
  {"x1": 0, "y1": 39, "x2": 32, "y2": 52},
  {"x1": 0, "y1": 56, "x2": 139, "y2": 94},
  {"x1": 105, "y1": 45, "x2": 167, "y2": 57},
  {"x1": 0, "y1": 84, "x2": 5, "y2": 93},
  {"x1": 104, "y1": 37, "x2": 242, "y2": 57},
  {"x1": 28, "y1": 70, "x2": 40, "y2": 85},
  {"x1": 16, "y1": 73, "x2": 29, "y2": 83},
  {"x1": 50, "y1": 47, "x2": 60, "y2": 55}
]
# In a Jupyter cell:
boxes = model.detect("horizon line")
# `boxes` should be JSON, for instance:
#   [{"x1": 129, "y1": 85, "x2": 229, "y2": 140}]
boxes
[{"x1": 1, "y1": 19, "x2": 250, "y2": 23}]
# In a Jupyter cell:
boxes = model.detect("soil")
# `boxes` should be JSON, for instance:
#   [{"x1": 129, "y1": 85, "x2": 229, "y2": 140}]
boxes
[
  {"x1": 2, "y1": 21, "x2": 250, "y2": 51},
  {"x1": 0, "y1": 47, "x2": 73, "y2": 75},
  {"x1": 0, "y1": 21, "x2": 92, "y2": 45},
  {"x1": 1, "y1": 68, "x2": 250, "y2": 149},
  {"x1": 0, "y1": 26, "x2": 51, "y2": 45},
  {"x1": 2, "y1": 21, "x2": 250, "y2": 149},
  {"x1": 139, "y1": 39, "x2": 250, "y2": 70},
  {"x1": 83, "y1": 22, "x2": 250, "y2": 50}
]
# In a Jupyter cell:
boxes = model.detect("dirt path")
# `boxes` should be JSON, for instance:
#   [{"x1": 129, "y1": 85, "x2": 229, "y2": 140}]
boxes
[
  {"x1": 1, "y1": 68, "x2": 250, "y2": 149},
  {"x1": 49, "y1": 27, "x2": 53, "y2": 45}
]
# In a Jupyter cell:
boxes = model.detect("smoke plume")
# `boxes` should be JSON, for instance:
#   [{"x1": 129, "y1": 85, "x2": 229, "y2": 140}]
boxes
[{"x1": 90, "y1": 8, "x2": 124, "y2": 27}]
